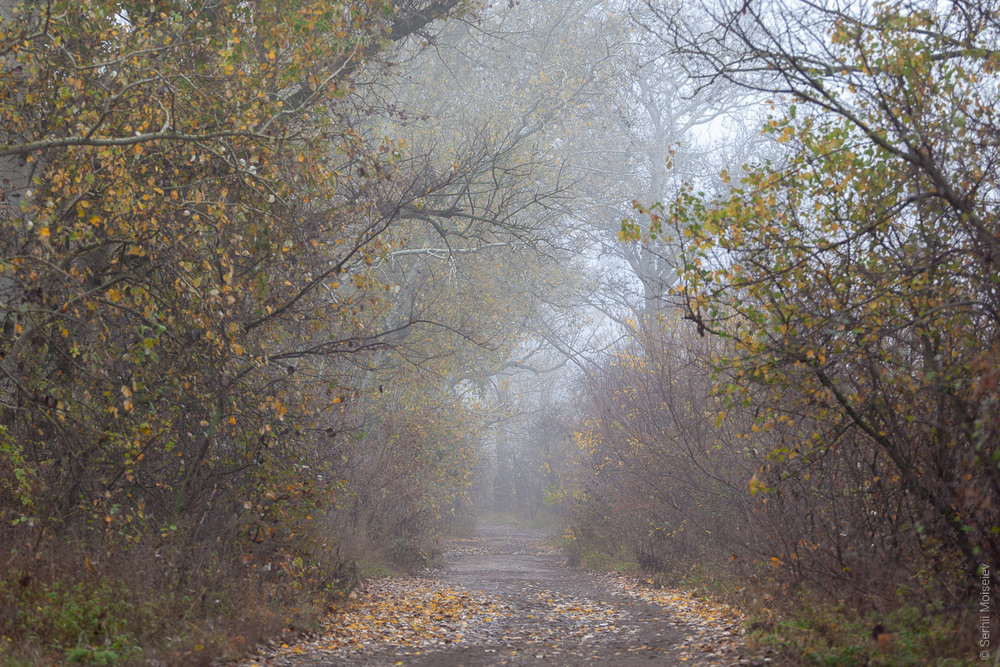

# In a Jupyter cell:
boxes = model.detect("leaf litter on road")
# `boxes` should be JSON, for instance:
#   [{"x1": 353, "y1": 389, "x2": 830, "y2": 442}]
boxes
[
  {"x1": 250, "y1": 578, "x2": 514, "y2": 663},
  {"x1": 608, "y1": 576, "x2": 748, "y2": 664},
  {"x1": 245, "y1": 527, "x2": 757, "y2": 666}
]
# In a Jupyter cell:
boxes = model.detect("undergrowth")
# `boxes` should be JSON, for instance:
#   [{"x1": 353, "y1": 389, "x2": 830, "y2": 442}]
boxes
[
  {"x1": 1, "y1": 536, "x2": 353, "y2": 665},
  {"x1": 748, "y1": 590, "x2": 976, "y2": 666},
  {"x1": 0, "y1": 509, "x2": 457, "y2": 666},
  {"x1": 560, "y1": 534, "x2": 982, "y2": 666}
]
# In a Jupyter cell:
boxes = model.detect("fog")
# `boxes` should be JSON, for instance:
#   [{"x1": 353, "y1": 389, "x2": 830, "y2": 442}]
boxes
[
  {"x1": 353, "y1": 0, "x2": 762, "y2": 517},
  {"x1": 2, "y1": 0, "x2": 994, "y2": 662}
]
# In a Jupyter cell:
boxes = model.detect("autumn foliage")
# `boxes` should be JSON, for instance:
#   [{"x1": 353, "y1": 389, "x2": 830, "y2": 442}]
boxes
[
  {"x1": 565, "y1": 0, "x2": 999, "y2": 663},
  {"x1": 2, "y1": 0, "x2": 998, "y2": 663},
  {"x1": 0, "y1": 0, "x2": 499, "y2": 662}
]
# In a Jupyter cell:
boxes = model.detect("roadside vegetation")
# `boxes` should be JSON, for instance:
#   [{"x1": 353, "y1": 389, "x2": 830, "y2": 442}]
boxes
[
  {"x1": 1, "y1": 0, "x2": 996, "y2": 665},
  {"x1": 558, "y1": 1, "x2": 999, "y2": 665}
]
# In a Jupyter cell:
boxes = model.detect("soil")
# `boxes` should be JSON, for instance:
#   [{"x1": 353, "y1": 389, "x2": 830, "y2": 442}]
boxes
[{"x1": 244, "y1": 524, "x2": 770, "y2": 666}]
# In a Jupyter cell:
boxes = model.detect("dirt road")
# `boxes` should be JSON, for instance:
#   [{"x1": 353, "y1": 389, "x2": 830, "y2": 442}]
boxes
[{"x1": 247, "y1": 524, "x2": 754, "y2": 666}]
